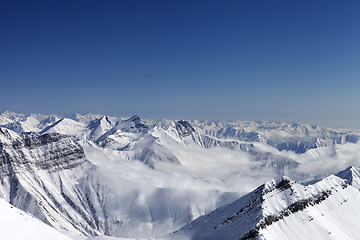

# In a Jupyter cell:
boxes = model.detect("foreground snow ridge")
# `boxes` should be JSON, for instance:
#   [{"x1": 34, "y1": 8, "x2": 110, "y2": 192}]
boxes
[
  {"x1": 168, "y1": 170, "x2": 360, "y2": 240},
  {"x1": 0, "y1": 198, "x2": 73, "y2": 240}
]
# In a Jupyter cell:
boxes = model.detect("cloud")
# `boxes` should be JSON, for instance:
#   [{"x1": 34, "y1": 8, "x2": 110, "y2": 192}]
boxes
[{"x1": 81, "y1": 139, "x2": 360, "y2": 237}]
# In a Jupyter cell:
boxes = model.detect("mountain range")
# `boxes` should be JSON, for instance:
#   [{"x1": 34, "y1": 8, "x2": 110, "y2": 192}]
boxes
[{"x1": 1, "y1": 110, "x2": 360, "y2": 240}]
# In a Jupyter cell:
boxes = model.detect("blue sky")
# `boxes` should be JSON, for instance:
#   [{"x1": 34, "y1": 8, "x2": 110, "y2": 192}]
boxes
[{"x1": 1, "y1": 0, "x2": 360, "y2": 128}]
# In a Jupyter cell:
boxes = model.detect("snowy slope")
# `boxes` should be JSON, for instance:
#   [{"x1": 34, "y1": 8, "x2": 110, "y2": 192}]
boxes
[
  {"x1": 336, "y1": 166, "x2": 360, "y2": 190},
  {"x1": 0, "y1": 128, "x2": 99, "y2": 238},
  {"x1": 166, "y1": 168, "x2": 360, "y2": 240},
  {"x1": 40, "y1": 118, "x2": 87, "y2": 136},
  {"x1": 62, "y1": 113, "x2": 103, "y2": 123},
  {"x1": 2, "y1": 120, "x2": 40, "y2": 133},
  {"x1": 37, "y1": 115, "x2": 61, "y2": 129},
  {"x1": 0, "y1": 198, "x2": 74, "y2": 240},
  {"x1": 88, "y1": 116, "x2": 116, "y2": 141}
]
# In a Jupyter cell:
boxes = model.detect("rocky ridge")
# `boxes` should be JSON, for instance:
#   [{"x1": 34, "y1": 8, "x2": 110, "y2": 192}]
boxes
[{"x1": 167, "y1": 167, "x2": 360, "y2": 240}]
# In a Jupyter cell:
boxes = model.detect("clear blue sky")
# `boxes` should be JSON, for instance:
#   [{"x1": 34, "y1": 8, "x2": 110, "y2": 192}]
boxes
[{"x1": 1, "y1": 0, "x2": 360, "y2": 128}]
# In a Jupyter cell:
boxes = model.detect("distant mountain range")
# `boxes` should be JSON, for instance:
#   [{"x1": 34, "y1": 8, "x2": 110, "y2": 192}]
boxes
[{"x1": 0, "y1": 110, "x2": 360, "y2": 240}]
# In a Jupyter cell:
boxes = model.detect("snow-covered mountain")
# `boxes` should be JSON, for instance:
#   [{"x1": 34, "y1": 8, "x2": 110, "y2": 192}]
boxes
[
  {"x1": 40, "y1": 118, "x2": 87, "y2": 136},
  {"x1": 166, "y1": 167, "x2": 360, "y2": 240},
  {"x1": 1, "y1": 110, "x2": 359, "y2": 156},
  {"x1": 0, "y1": 127, "x2": 95, "y2": 237},
  {"x1": 189, "y1": 120, "x2": 360, "y2": 153},
  {"x1": 0, "y1": 198, "x2": 74, "y2": 240},
  {"x1": 0, "y1": 126, "x2": 241, "y2": 239},
  {"x1": 1, "y1": 110, "x2": 360, "y2": 240},
  {"x1": 88, "y1": 116, "x2": 116, "y2": 141}
]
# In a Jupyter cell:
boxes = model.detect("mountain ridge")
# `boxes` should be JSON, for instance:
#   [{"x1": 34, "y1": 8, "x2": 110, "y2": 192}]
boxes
[
  {"x1": 165, "y1": 167, "x2": 360, "y2": 240},
  {"x1": 1, "y1": 111, "x2": 360, "y2": 239}
]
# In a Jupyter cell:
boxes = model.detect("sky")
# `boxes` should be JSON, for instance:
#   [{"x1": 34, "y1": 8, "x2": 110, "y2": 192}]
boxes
[{"x1": 1, "y1": 0, "x2": 360, "y2": 128}]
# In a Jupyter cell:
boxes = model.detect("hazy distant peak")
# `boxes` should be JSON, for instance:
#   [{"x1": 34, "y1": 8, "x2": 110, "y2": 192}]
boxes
[
  {"x1": 0, "y1": 110, "x2": 25, "y2": 120},
  {"x1": 336, "y1": 166, "x2": 360, "y2": 189},
  {"x1": 124, "y1": 114, "x2": 141, "y2": 122}
]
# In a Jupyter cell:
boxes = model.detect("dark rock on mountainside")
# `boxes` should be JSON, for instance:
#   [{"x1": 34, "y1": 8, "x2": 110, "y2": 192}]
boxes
[
  {"x1": 0, "y1": 127, "x2": 88, "y2": 176},
  {"x1": 176, "y1": 120, "x2": 195, "y2": 137},
  {"x1": 168, "y1": 172, "x2": 360, "y2": 240}
]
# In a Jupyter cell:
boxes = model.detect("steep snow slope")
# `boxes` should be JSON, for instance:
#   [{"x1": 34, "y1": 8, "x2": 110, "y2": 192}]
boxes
[
  {"x1": 40, "y1": 118, "x2": 87, "y2": 137},
  {"x1": 2, "y1": 120, "x2": 40, "y2": 133},
  {"x1": 94, "y1": 115, "x2": 182, "y2": 168},
  {"x1": 0, "y1": 128, "x2": 101, "y2": 238},
  {"x1": 37, "y1": 115, "x2": 61, "y2": 129},
  {"x1": 0, "y1": 198, "x2": 74, "y2": 240},
  {"x1": 166, "y1": 168, "x2": 360, "y2": 240},
  {"x1": 336, "y1": 166, "x2": 360, "y2": 190},
  {"x1": 88, "y1": 116, "x2": 116, "y2": 141},
  {"x1": 62, "y1": 113, "x2": 103, "y2": 123},
  {"x1": 95, "y1": 115, "x2": 149, "y2": 150},
  {"x1": 0, "y1": 114, "x2": 12, "y2": 125}
]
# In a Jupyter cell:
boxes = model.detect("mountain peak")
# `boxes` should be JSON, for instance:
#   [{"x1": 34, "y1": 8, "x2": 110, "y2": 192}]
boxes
[
  {"x1": 169, "y1": 173, "x2": 358, "y2": 240},
  {"x1": 125, "y1": 115, "x2": 141, "y2": 122},
  {"x1": 0, "y1": 110, "x2": 24, "y2": 120},
  {"x1": 114, "y1": 115, "x2": 148, "y2": 133},
  {"x1": 175, "y1": 120, "x2": 195, "y2": 137},
  {"x1": 39, "y1": 117, "x2": 85, "y2": 136},
  {"x1": 336, "y1": 166, "x2": 360, "y2": 189},
  {"x1": 263, "y1": 176, "x2": 293, "y2": 193}
]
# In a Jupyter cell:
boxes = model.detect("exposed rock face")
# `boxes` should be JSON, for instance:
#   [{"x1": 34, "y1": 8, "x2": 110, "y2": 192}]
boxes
[
  {"x1": 120, "y1": 115, "x2": 149, "y2": 133},
  {"x1": 0, "y1": 128, "x2": 88, "y2": 176},
  {"x1": 0, "y1": 127, "x2": 98, "y2": 237},
  {"x1": 175, "y1": 120, "x2": 195, "y2": 137},
  {"x1": 198, "y1": 135, "x2": 253, "y2": 151},
  {"x1": 37, "y1": 115, "x2": 59, "y2": 129}
]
